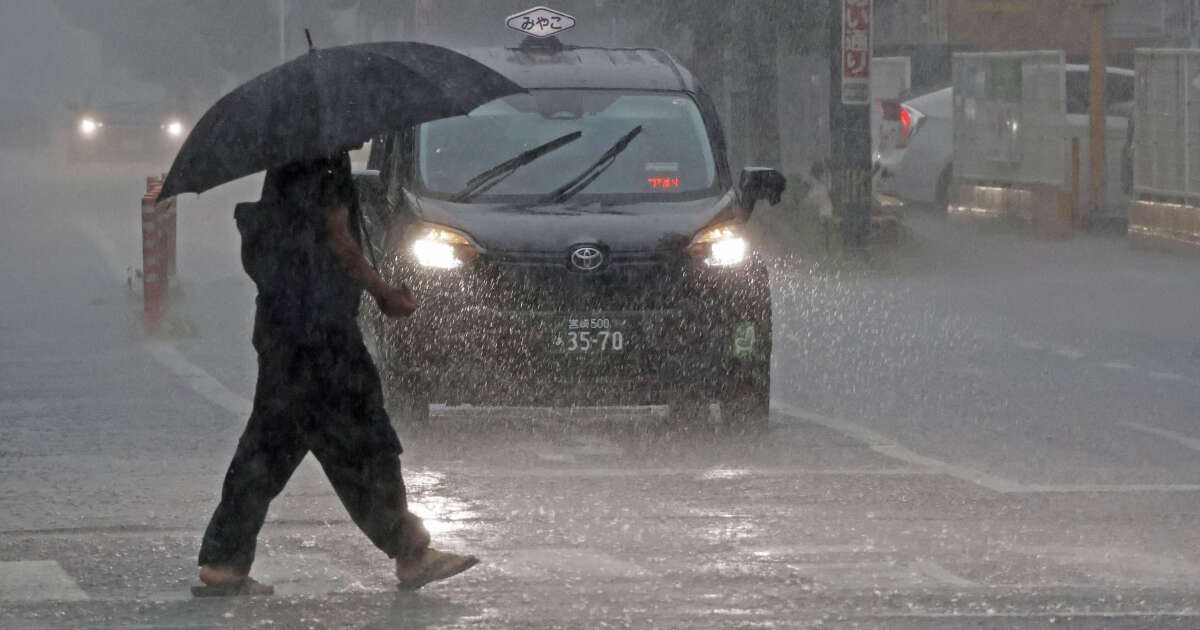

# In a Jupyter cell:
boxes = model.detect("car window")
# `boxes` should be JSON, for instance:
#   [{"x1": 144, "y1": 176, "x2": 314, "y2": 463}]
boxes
[{"x1": 415, "y1": 90, "x2": 718, "y2": 202}]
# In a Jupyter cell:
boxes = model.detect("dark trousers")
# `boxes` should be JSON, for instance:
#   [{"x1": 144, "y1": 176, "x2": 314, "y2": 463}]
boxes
[{"x1": 198, "y1": 325, "x2": 428, "y2": 573}]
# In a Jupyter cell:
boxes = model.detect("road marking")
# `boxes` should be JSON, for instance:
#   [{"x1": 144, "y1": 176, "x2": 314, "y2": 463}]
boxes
[
  {"x1": 250, "y1": 553, "x2": 373, "y2": 596},
  {"x1": 1018, "y1": 545, "x2": 1200, "y2": 586},
  {"x1": 853, "y1": 612, "x2": 1200, "y2": 619},
  {"x1": 455, "y1": 467, "x2": 938, "y2": 479},
  {"x1": 0, "y1": 560, "x2": 88, "y2": 602},
  {"x1": 784, "y1": 561, "x2": 977, "y2": 589},
  {"x1": 1098, "y1": 361, "x2": 1133, "y2": 370},
  {"x1": 501, "y1": 548, "x2": 650, "y2": 579},
  {"x1": 1121, "y1": 421, "x2": 1200, "y2": 453},
  {"x1": 144, "y1": 341, "x2": 251, "y2": 417},
  {"x1": 773, "y1": 403, "x2": 1024, "y2": 493},
  {"x1": 747, "y1": 544, "x2": 894, "y2": 556},
  {"x1": 910, "y1": 561, "x2": 979, "y2": 587},
  {"x1": 773, "y1": 403, "x2": 1200, "y2": 494},
  {"x1": 145, "y1": 342, "x2": 1200, "y2": 495},
  {"x1": 1053, "y1": 347, "x2": 1086, "y2": 359},
  {"x1": 1142, "y1": 369, "x2": 1190, "y2": 384}
]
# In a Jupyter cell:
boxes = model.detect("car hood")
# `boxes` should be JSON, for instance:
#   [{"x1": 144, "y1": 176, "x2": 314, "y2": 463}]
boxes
[{"x1": 407, "y1": 191, "x2": 737, "y2": 253}]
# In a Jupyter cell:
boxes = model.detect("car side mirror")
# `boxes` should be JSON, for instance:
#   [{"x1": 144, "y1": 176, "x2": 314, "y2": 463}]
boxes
[{"x1": 738, "y1": 167, "x2": 787, "y2": 211}]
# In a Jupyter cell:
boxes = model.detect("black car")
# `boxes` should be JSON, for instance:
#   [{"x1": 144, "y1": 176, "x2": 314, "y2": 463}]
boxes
[
  {"x1": 66, "y1": 83, "x2": 191, "y2": 163},
  {"x1": 356, "y1": 37, "x2": 785, "y2": 430}
]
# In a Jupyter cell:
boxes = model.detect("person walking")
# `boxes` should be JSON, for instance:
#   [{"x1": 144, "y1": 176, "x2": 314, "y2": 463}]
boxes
[{"x1": 194, "y1": 154, "x2": 476, "y2": 596}]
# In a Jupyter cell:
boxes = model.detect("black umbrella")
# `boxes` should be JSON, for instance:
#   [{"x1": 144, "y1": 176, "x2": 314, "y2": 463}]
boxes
[{"x1": 159, "y1": 42, "x2": 523, "y2": 200}]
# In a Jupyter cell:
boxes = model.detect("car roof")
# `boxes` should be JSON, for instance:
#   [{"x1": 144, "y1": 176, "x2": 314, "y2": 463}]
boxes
[
  {"x1": 458, "y1": 40, "x2": 698, "y2": 92},
  {"x1": 904, "y1": 86, "x2": 953, "y2": 117}
]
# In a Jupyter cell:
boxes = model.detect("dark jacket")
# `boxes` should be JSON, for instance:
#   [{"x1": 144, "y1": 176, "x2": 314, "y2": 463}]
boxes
[{"x1": 235, "y1": 156, "x2": 364, "y2": 342}]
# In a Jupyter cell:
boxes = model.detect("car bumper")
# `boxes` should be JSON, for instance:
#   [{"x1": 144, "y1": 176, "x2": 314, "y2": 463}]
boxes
[{"x1": 368, "y1": 257, "x2": 771, "y2": 406}]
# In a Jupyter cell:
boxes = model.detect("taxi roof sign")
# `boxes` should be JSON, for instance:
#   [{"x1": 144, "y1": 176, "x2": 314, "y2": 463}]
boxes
[{"x1": 506, "y1": 6, "x2": 576, "y2": 38}]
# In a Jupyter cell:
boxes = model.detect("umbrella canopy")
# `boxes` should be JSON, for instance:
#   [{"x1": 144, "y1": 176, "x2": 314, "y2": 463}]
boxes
[{"x1": 159, "y1": 42, "x2": 523, "y2": 200}]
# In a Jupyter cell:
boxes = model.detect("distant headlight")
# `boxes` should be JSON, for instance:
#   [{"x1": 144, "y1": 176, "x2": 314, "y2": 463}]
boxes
[
  {"x1": 78, "y1": 118, "x2": 98, "y2": 136},
  {"x1": 165, "y1": 120, "x2": 184, "y2": 137},
  {"x1": 688, "y1": 223, "x2": 748, "y2": 267},
  {"x1": 410, "y1": 225, "x2": 475, "y2": 269}
]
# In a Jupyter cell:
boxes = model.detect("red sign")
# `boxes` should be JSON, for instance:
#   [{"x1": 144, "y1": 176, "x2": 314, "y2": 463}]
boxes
[
  {"x1": 841, "y1": 0, "x2": 872, "y2": 105},
  {"x1": 647, "y1": 177, "x2": 680, "y2": 189}
]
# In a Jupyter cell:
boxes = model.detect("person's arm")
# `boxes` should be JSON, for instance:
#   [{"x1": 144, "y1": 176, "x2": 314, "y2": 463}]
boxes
[{"x1": 323, "y1": 203, "x2": 419, "y2": 318}]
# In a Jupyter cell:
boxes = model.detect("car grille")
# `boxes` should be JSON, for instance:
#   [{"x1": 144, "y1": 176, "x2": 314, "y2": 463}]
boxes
[{"x1": 477, "y1": 253, "x2": 690, "y2": 312}]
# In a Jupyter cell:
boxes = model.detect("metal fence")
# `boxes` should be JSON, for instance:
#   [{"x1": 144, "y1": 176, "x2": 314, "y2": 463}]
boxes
[
  {"x1": 953, "y1": 51, "x2": 1067, "y2": 188},
  {"x1": 1134, "y1": 49, "x2": 1200, "y2": 201}
]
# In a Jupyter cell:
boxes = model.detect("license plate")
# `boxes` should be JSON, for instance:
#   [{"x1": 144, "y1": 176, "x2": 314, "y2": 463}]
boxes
[{"x1": 548, "y1": 316, "x2": 630, "y2": 353}]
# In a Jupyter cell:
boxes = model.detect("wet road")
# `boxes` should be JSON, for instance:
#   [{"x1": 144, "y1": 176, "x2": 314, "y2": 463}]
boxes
[{"x1": 2, "y1": 153, "x2": 1200, "y2": 627}]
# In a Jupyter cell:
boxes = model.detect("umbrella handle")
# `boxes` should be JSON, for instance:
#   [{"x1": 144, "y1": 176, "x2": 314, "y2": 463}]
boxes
[{"x1": 305, "y1": 29, "x2": 315, "y2": 53}]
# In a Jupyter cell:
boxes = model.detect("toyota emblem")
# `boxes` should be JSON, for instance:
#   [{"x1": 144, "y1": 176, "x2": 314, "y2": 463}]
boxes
[{"x1": 569, "y1": 245, "x2": 605, "y2": 271}]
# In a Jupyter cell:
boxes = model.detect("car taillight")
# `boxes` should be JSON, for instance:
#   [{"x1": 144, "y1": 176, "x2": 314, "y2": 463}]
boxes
[{"x1": 896, "y1": 105, "x2": 925, "y2": 149}]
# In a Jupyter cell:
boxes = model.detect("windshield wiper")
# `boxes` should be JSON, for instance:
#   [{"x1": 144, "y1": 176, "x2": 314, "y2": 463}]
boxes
[
  {"x1": 450, "y1": 130, "x2": 582, "y2": 202},
  {"x1": 540, "y1": 125, "x2": 643, "y2": 205}
]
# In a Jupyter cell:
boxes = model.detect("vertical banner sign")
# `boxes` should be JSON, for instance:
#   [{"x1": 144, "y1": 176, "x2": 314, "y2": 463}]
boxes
[{"x1": 842, "y1": 0, "x2": 872, "y2": 105}]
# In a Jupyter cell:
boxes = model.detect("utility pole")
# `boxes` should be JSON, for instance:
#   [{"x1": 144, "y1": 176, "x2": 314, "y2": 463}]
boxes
[
  {"x1": 410, "y1": 0, "x2": 436, "y2": 42},
  {"x1": 828, "y1": 0, "x2": 873, "y2": 249},
  {"x1": 1083, "y1": 0, "x2": 1113, "y2": 224},
  {"x1": 742, "y1": 3, "x2": 781, "y2": 169},
  {"x1": 278, "y1": 0, "x2": 287, "y2": 62}
]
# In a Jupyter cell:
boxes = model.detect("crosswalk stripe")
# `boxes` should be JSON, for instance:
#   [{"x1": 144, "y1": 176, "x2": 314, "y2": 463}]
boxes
[{"x1": 0, "y1": 560, "x2": 88, "y2": 602}]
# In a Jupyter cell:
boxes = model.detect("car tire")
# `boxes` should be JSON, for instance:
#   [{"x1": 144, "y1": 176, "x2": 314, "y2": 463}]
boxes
[{"x1": 935, "y1": 165, "x2": 952, "y2": 215}]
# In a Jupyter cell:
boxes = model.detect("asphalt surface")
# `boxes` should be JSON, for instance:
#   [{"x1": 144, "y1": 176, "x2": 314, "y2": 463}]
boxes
[{"x1": 2, "y1": 153, "x2": 1200, "y2": 628}]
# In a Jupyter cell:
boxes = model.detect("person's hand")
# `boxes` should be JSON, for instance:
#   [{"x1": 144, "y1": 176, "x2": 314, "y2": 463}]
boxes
[{"x1": 377, "y1": 284, "x2": 420, "y2": 318}]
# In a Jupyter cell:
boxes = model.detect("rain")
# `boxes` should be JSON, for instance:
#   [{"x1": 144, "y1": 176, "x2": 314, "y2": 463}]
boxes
[{"x1": 2, "y1": 0, "x2": 1200, "y2": 627}]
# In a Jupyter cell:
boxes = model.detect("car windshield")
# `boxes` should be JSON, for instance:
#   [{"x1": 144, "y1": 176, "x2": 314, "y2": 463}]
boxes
[{"x1": 417, "y1": 90, "x2": 717, "y2": 202}]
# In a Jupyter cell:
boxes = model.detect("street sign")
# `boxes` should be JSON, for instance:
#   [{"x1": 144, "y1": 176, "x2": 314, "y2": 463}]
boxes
[
  {"x1": 506, "y1": 6, "x2": 576, "y2": 38},
  {"x1": 841, "y1": 0, "x2": 872, "y2": 105}
]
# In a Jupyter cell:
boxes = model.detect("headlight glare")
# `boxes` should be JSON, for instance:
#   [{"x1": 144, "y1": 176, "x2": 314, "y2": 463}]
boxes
[
  {"x1": 708, "y1": 236, "x2": 747, "y2": 266},
  {"x1": 79, "y1": 118, "x2": 98, "y2": 136},
  {"x1": 165, "y1": 120, "x2": 184, "y2": 137},
  {"x1": 410, "y1": 225, "x2": 474, "y2": 269},
  {"x1": 689, "y1": 223, "x2": 748, "y2": 266}
]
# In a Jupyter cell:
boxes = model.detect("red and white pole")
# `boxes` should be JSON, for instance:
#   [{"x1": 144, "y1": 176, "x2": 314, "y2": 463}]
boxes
[
  {"x1": 141, "y1": 176, "x2": 170, "y2": 335},
  {"x1": 160, "y1": 173, "x2": 177, "y2": 290}
]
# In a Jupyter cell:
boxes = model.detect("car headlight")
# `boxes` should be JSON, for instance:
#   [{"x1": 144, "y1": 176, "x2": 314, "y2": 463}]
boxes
[
  {"x1": 410, "y1": 225, "x2": 476, "y2": 269},
  {"x1": 78, "y1": 118, "x2": 98, "y2": 136},
  {"x1": 688, "y1": 223, "x2": 747, "y2": 267},
  {"x1": 164, "y1": 120, "x2": 184, "y2": 137}
]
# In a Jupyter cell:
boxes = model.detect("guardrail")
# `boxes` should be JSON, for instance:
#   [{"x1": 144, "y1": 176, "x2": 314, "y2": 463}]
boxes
[
  {"x1": 953, "y1": 50, "x2": 1068, "y2": 190},
  {"x1": 1133, "y1": 49, "x2": 1200, "y2": 201},
  {"x1": 1129, "y1": 49, "x2": 1200, "y2": 254}
]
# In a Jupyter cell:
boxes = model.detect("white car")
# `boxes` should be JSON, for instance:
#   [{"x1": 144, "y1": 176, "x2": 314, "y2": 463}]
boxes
[
  {"x1": 875, "y1": 86, "x2": 953, "y2": 209},
  {"x1": 875, "y1": 65, "x2": 1134, "y2": 211}
]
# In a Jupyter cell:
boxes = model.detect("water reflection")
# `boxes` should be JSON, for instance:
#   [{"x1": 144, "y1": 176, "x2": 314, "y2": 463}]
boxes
[{"x1": 406, "y1": 469, "x2": 479, "y2": 538}]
